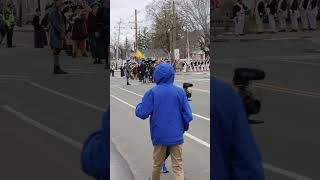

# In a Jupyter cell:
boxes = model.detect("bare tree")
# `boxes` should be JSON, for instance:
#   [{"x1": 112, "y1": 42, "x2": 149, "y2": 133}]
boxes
[
  {"x1": 177, "y1": 0, "x2": 210, "y2": 58},
  {"x1": 123, "y1": 37, "x2": 131, "y2": 59}
]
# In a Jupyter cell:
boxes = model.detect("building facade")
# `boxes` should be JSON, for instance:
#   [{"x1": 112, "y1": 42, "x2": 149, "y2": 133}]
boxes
[{"x1": 7, "y1": 0, "x2": 51, "y2": 25}]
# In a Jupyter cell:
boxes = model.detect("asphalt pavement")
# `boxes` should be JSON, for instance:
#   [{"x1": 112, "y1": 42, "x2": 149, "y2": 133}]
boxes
[
  {"x1": 214, "y1": 38, "x2": 320, "y2": 180},
  {"x1": 0, "y1": 31, "x2": 132, "y2": 179},
  {"x1": 110, "y1": 72, "x2": 210, "y2": 180}
]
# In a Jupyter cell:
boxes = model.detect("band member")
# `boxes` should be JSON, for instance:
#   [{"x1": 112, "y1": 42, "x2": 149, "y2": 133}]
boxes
[
  {"x1": 266, "y1": 0, "x2": 277, "y2": 33},
  {"x1": 255, "y1": 0, "x2": 266, "y2": 33},
  {"x1": 289, "y1": 0, "x2": 299, "y2": 32},
  {"x1": 306, "y1": 0, "x2": 318, "y2": 30},
  {"x1": 300, "y1": 0, "x2": 310, "y2": 30},
  {"x1": 278, "y1": 0, "x2": 288, "y2": 32},
  {"x1": 233, "y1": 0, "x2": 247, "y2": 35}
]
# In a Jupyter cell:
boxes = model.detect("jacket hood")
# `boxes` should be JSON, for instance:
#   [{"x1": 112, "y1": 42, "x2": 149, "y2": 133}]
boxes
[{"x1": 153, "y1": 63, "x2": 175, "y2": 85}]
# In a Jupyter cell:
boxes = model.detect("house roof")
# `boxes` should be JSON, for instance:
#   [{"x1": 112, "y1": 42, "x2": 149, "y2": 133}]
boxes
[{"x1": 141, "y1": 49, "x2": 168, "y2": 58}]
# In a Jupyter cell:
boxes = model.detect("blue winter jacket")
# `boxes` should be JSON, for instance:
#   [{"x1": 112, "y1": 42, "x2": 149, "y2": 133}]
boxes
[
  {"x1": 212, "y1": 78, "x2": 265, "y2": 180},
  {"x1": 81, "y1": 112, "x2": 109, "y2": 180},
  {"x1": 135, "y1": 63, "x2": 193, "y2": 146}
]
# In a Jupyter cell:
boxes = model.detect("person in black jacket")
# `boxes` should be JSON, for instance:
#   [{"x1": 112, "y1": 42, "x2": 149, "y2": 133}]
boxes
[
  {"x1": 96, "y1": 0, "x2": 109, "y2": 69},
  {"x1": 33, "y1": 8, "x2": 46, "y2": 48}
]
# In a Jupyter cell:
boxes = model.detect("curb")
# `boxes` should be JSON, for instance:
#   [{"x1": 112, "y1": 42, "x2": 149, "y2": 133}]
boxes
[
  {"x1": 176, "y1": 72, "x2": 209, "y2": 75},
  {"x1": 14, "y1": 29, "x2": 34, "y2": 33},
  {"x1": 214, "y1": 35, "x2": 314, "y2": 42}
]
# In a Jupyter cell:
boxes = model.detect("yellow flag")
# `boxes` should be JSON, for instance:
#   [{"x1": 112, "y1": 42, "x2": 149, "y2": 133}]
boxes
[{"x1": 136, "y1": 49, "x2": 145, "y2": 59}]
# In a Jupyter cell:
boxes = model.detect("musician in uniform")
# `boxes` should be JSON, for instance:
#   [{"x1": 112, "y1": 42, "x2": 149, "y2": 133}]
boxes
[
  {"x1": 255, "y1": 0, "x2": 266, "y2": 33},
  {"x1": 278, "y1": 0, "x2": 288, "y2": 32},
  {"x1": 266, "y1": 0, "x2": 277, "y2": 33},
  {"x1": 300, "y1": 0, "x2": 310, "y2": 30},
  {"x1": 306, "y1": 0, "x2": 318, "y2": 30},
  {"x1": 289, "y1": 0, "x2": 299, "y2": 32},
  {"x1": 233, "y1": 0, "x2": 247, "y2": 35}
]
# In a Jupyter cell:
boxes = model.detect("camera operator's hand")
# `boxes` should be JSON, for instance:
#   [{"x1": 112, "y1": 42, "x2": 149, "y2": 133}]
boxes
[{"x1": 184, "y1": 123, "x2": 189, "y2": 132}]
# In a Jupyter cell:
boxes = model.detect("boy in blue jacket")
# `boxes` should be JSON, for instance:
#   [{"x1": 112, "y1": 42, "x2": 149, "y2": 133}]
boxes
[
  {"x1": 212, "y1": 78, "x2": 265, "y2": 180},
  {"x1": 135, "y1": 63, "x2": 193, "y2": 180}
]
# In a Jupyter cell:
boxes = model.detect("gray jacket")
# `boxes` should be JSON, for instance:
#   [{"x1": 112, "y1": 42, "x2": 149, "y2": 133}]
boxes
[{"x1": 48, "y1": 7, "x2": 65, "y2": 49}]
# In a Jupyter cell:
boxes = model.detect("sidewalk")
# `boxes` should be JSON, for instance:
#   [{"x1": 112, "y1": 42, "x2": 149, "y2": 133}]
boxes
[
  {"x1": 114, "y1": 70, "x2": 209, "y2": 75},
  {"x1": 214, "y1": 30, "x2": 320, "y2": 42},
  {"x1": 111, "y1": 141, "x2": 134, "y2": 180},
  {"x1": 14, "y1": 25, "x2": 34, "y2": 32}
]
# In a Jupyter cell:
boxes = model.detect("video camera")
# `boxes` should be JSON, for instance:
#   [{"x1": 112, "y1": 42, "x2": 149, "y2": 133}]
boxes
[
  {"x1": 233, "y1": 68, "x2": 266, "y2": 124},
  {"x1": 183, "y1": 83, "x2": 193, "y2": 101}
]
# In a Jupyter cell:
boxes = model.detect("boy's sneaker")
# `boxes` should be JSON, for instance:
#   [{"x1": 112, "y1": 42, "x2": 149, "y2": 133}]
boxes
[{"x1": 162, "y1": 163, "x2": 169, "y2": 173}]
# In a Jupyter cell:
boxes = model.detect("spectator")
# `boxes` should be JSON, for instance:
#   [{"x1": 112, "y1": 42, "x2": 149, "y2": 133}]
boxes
[
  {"x1": 212, "y1": 78, "x2": 265, "y2": 180},
  {"x1": 71, "y1": 5, "x2": 89, "y2": 58},
  {"x1": 135, "y1": 63, "x2": 193, "y2": 180},
  {"x1": 63, "y1": 6, "x2": 73, "y2": 56},
  {"x1": 86, "y1": 2, "x2": 102, "y2": 64},
  {"x1": 48, "y1": 0, "x2": 67, "y2": 74},
  {"x1": 1, "y1": 0, "x2": 16, "y2": 48},
  {"x1": 32, "y1": 8, "x2": 47, "y2": 48},
  {"x1": 96, "y1": 0, "x2": 109, "y2": 69}
]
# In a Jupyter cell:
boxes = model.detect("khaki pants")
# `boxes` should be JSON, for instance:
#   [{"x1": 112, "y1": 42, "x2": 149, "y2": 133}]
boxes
[{"x1": 152, "y1": 144, "x2": 184, "y2": 180}]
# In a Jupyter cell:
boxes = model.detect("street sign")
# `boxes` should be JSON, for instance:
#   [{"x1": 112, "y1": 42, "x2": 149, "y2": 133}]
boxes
[{"x1": 174, "y1": 49, "x2": 180, "y2": 60}]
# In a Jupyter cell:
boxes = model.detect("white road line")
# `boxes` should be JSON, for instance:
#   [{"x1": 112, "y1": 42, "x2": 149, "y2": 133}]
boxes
[
  {"x1": 111, "y1": 94, "x2": 136, "y2": 109},
  {"x1": 0, "y1": 75, "x2": 31, "y2": 78},
  {"x1": 116, "y1": 87, "x2": 210, "y2": 122},
  {"x1": 175, "y1": 79, "x2": 210, "y2": 82},
  {"x1": 25, "y1": 80, "x2": 105, "y2": 112},
  {"x1": 1, "y1": 105, "x2": 83, "y2": 150},
  {"x1": 110, "y1": 94, "x2": 210, "y2": 148},
  {"x1": 262, "y1": 163, "x2": 313, "y2": 180}
]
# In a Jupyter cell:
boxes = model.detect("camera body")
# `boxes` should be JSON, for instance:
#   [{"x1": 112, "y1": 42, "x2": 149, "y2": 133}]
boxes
[
  {"x1": 233, "y1": 68, "x2": 265, "y2": 124},
  {"x1": 183, "y1": 83, "x2": 193, "y2": 100}
]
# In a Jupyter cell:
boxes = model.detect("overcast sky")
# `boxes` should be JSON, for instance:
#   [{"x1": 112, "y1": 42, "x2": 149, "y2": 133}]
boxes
[{"x1": 110, "y1": 0, "x2": 154, "y2": 44}]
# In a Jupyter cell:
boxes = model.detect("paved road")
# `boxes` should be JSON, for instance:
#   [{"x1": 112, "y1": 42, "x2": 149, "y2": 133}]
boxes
[
  {"x1": 110, "y1": 72, "x2": 210, "y2": 180},
  {"x1": 214, "y1": 39, "x2": 320, "y2": 180},
  {"x1": 0, "y1": 31, "x2": 132, "y2": 179}
]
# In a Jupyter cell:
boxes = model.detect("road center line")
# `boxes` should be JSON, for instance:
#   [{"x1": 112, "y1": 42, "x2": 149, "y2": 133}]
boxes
[
  {"x1": 110, "y1": 94, "x2": 210, "y2": 148},
  {"x1": 116, "y1": 87, "x2": 210, "y2": 121},
  {"x1": 1, "y1": 105, "x2": 82, "y2": 150}
]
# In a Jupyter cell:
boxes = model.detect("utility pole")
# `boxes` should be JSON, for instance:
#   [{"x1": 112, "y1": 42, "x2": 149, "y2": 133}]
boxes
[
  {"x1": 186, "y1": 26, "x2": 190, "y2": 64},
  {"x1": 116, "y1": 18, "x2": 122, "y2": 63},
  {"x1": 38, "y1": 0, "x2": 41, "y2": 10},
  {"x1": 135, "y1": 9, "x2": 138, "y2": 51},
  {"x1": 170, "y1": 0, "x2": 176, "y2": 65}
]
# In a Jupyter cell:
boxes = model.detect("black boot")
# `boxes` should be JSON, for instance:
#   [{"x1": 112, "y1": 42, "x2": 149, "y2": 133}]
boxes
[
  {"x1": 93, "y1": 59, "x2": 98, "y2": 64},
  {"x1": 54, "y1": 66, "x2": 68, "y2": 74}
]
